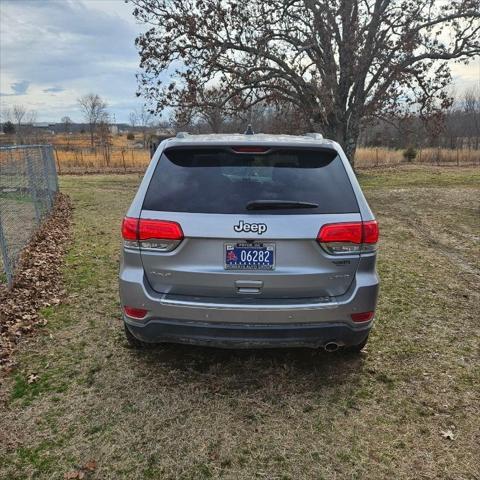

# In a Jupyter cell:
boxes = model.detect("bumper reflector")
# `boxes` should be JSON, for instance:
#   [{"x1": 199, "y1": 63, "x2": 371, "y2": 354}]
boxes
[
  {"x1": 351, "y1": 311, "x2": 374, "y2": 323},
  {"x1": 124, "y1": 306, "x2": 148, "y2": 320}
]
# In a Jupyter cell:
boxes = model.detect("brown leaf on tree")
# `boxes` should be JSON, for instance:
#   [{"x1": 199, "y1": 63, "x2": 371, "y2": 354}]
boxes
[{"x1": 131, "y1": 0, "x2": 480, "y2": 163}]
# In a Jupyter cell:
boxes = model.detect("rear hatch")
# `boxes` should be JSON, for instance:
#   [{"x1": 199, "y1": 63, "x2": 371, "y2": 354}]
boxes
[{"x1": 139, "y1": 146, "x2": 361, "y2": 299}]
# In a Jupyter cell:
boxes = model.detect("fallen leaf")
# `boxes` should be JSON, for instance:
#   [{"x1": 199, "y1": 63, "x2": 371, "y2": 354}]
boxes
[
  {"x1": 27, "y1": 373, "x2": 39, "y2": 384},
  {"x1": 0, "y1": 194, "x2": 72, "y2": 373},
  {"x1": 64, "y1": 471, "x2": 85, "y2": 479},
  {"x1": 84, "y1": 460, "x2": 97, "y2": 471},
  {"x1": 440, "y1": 429, "x2": 454, "y2": 440}
]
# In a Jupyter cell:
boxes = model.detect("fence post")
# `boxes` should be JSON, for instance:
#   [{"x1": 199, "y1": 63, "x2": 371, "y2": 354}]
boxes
[
  {"x1": 40, "y1": 146, "x2": 53, "y2": 209},
  {"x1": 0, "y1": 211, "x2": 13, "y2": 288},
  {"x1": 121, "y1": 149, "x2": 127, "y2": 173},
  {"x1": 50, "y1": 146, "x2": 59, "y2": 192},
  {"x1": 54, "y1": 147, "x2": 62, "y2": 175},
  {"x1": 25, "y1": 148, "x2": 41, "y2": 223},
  {"x1": 44, "y1": 146, "x2": 58, "y2": 197}
]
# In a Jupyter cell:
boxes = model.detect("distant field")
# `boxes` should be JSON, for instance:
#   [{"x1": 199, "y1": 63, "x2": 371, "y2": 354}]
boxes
[
  {"x1": 51, "y1": 133, "x2": 480, "y2": 173},
  {"x1": 0, "y1": 165, "x2": 478, "y2": 479},
  {"x1": 54, "y1": 146, "x2": 150, "y2": 173},
  {"x1": 2, "y1": 133, "x2": 478, "y2": 172},
  {"x1": 54, "y1": 146, "x2": 480, "y2": 173},
  {"x1": 51, "y1": 133, "x2": 150, "y2": 173},
  {"x1": 356, "y1": 147, "x2": 480, "y2": 167}
]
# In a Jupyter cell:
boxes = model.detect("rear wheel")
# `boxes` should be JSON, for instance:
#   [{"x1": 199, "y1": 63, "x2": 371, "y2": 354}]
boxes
[
  {"x1": 124, "y1": 323, "x2": 153, "y2": 349},
  {"x1": 344, "y1": 335, "x2": 369, "y2": 353}
]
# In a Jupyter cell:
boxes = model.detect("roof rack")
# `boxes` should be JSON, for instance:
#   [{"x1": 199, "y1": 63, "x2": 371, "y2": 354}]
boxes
[
  {"x1": 176, "y1": 131, "x2": 189, "y2": 139},
  {"x1": 304, "y1": 132, "x2": 324, "y2": 140}
]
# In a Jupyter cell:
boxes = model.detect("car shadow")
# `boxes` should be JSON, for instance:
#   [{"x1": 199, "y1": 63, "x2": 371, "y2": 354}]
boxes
[{"x1": 128, "y1": 343, "x2": 367, "y2": 397}]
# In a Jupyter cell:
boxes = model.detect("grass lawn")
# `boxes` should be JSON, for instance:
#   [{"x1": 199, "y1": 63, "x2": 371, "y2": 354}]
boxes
[{"x1": 1, "y1": 165, "x2": 479, "y2": 479}]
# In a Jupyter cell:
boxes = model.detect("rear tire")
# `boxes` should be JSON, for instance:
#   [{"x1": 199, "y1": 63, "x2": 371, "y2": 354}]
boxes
[
  {"x1": 344, "y1": 335, "x2": 369, "y2": 353},
  {"x1": 124, "y1": 323, "x2": 153, "y2": 349}
]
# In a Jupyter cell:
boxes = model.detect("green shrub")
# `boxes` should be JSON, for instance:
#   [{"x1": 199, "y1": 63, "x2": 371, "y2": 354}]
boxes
[
  {"x1": 2, "y1": 121, "x2": 15, "y2": 134},
  {"x1": 403, "y1": 146, "x2": 417, "y2": 162}
]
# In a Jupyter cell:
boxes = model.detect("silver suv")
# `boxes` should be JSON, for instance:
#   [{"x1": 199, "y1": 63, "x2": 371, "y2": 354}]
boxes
[{"x1": 119, "y1": 132, "x2": 379, "y2": 352}]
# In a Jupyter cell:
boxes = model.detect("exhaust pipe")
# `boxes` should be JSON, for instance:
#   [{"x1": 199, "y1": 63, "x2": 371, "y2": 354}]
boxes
[{"x1": 324, "y1": 342, "x2": 340, "y2": 352}]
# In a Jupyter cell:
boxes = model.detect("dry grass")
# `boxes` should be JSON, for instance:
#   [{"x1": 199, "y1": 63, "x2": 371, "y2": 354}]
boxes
[
  {"x1": 355, "y1": 147, "x2": 404, "y2": 167},
  {"x1": 416, "y1": 147, "x2": 480, "y2": 166},
  {"x1": 0, "y1": 166, "x2": 479, "y2": 479},
  {"x1": 355, "y1": 147, "x2": 480, "y2": 167},
  {"x1": 51, "y1": 136, "x2": 480, "y2": 173},
  {"x1": 51, "y1": 133, "x2": 150, "y2": 173},
  {"x1": 54, "y1": 148, "x2": 150, "y2": 172},
  {"x1": 52, "y1": 134, "x2": 137, "y2": 150}
]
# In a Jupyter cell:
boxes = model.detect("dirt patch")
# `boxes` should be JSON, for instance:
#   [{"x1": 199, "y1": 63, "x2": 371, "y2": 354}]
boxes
[{"x1": 0, "y1": 193, "x2": 73, "y2": 374}]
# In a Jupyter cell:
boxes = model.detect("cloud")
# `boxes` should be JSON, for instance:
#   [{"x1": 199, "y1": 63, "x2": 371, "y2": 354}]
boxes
[
  {"x1": 0, "y1": 80, "x2": 30, "y2": 96},
  {"x1": 11, "y1": 80, "x2": 30, "y2": 95},
  {"x1": 43, "y1": 86, "x2": 65, "y2": 93}
]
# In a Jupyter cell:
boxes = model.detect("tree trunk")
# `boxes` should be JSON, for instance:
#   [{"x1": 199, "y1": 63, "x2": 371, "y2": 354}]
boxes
[
  {"x1": 344, "y1": 137, "x2": 358, "y2": 167},
  {"x1": 317, "y1": 118, "x2": 360, "y2": 169}
]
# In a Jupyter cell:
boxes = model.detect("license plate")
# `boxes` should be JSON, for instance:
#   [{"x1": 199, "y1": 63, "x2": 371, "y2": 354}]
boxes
[{"x1": 225, "y1": 242, "x2": 275, "y2": 270}]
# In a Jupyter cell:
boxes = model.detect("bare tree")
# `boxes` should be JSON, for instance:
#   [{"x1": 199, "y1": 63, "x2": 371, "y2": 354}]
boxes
[
  {"x1": 136, "y1": 105, "x2": 153, "y2": 147},
  {"x1": 131, "y1": 0, "x2": 480, "y2": 165},
  {"x1": 463, "y1": 87, "x2": 480, "y2": 148},
  {"x1": 0, "y1": 107, "x2": 12, "y2": 123},
  {"x1": 61, "y1": 115, "x2": 73, "y2": 148},
  {"x1": 128, "y1": 111, "x2": 138, "y2": 129},
  {"x1": 12, "y1": 105, "x2": 27, "y2": 130},
  {"x1": 96, "y1": 112, "x2": 113, "y2": 165},
  {"x1": 175, "y1": 94, "x2": 307, "y2": 134},
  {"x1": 172, "y1": 87, "x2": 238, "y2": 133},
  {"x1": 61, "y1": 115, "x2": 72, "y2": 133},
  {"x1": 78, "y1": 93, "x2": 108, "y2": 148},
  {"x1": 27, "y1": 110, "x2": 37, "y2": 124},
  {"x1": 11, "y1": 105, "x2": 37, "y2": 142}
]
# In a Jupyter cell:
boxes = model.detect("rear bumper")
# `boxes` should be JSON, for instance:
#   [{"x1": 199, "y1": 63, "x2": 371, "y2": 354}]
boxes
[
  {"x1": 120, "y1": 249, "x2": 379, "y2": 347},
  {"x1": 124, "y1": 318, "x2": 371, "y2": 348}
]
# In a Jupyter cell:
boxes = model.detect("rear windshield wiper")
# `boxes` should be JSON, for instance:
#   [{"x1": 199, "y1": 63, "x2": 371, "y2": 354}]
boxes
[{"x1": 246, "y1": 200, "x2": 319, "y2": 210}]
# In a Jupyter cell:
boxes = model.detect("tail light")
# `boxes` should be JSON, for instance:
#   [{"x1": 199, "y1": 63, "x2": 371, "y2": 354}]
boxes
[
  {"x1": 317, "y1": 221, "x2": 379, "y2": 255},
  {"x1": 124, "y1": 306, "x2": 148, "y2": 320},
  {"x1": 122, "y1": 217, "x2": 183, "y2": 251}
]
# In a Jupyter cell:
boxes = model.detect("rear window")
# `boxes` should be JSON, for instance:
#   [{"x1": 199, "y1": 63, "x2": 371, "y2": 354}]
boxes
[{"x1": 143, "y1": 147, "x2": 359, "y2": 214}]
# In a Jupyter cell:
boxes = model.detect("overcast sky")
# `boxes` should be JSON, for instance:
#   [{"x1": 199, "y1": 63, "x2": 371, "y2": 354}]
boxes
[
  {"x1": 0, "y1": 0, "x2": 148, "y2": 123},
  {"x1": 0, "y1": 0, "x2": 479, "y2": 124}
]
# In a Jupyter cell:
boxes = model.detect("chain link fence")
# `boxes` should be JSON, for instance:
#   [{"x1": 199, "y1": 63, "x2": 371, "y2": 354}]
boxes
[{"x1": 0, "y1": 145, "x2": 59, "y2": 287}]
